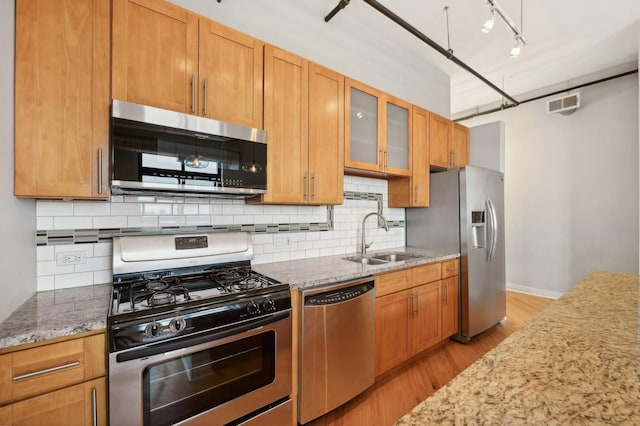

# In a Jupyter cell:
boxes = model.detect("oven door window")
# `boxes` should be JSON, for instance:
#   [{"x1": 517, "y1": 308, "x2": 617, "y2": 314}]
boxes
[{"x1": 143, "y1": 331, "x2": 276, "y2": 426}]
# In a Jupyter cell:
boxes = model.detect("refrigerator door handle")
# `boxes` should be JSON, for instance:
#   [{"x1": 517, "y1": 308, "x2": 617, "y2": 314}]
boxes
[{"x1": 486, "y1": 196, "x2": 498, "y2": 261}]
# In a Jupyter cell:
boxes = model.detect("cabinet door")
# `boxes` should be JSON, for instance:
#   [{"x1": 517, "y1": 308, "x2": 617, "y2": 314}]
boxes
[
  {"x1": 411, "y1": 281, "x2": 441, "y2": 354},
  {"x1": 112, "y1": 0, "x2": 198, "y2": 114},
  {"x1": 388, "y1": 105, "x2": 429, "y2": 207},
  {"x1": 308, "y1": 63, "x2": 344, "y2": 205},
  {"x1": 384, "y1": 97, "x2": 411, "y2": 176},
  {"x1": 441, "y1": 276, "x2": 459, "y2": 338},
  {"x1": 15, "y1": 0, "x2": 110, "y2": 199},
  {"x1": 429, "y1": 113, "x2": 452, "y2": 169},
  {"x1": 375, "y1": 290, "x2": 411, "y2": 376},
  {"x1": 199, "y1": 19, "x2": 263, "y2": 128},
  {"x1": 411, "y1": 106, "x2": 429, "y2": 206},
  {"x1": 9, "y1": 377, "x2": 106, "y2": 426},
  {"x1": 452, "y1": 122, "x2": 469, "y2": 167},
  {"x1": 262, "y1": 45, "x2": 309, "y2": 204},
  {"x1": 345, "y1": 79, "x2": 383, "y2": 172}
]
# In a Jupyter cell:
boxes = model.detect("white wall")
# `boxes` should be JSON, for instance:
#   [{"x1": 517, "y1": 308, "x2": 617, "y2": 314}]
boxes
[
  {"x1": 168, "y1": 0, "x2": 451, "y2": 117},
  {"x1": 463, "y1": 74, "x2": 639, "y2": 297},
  {"x1": 0, "y1": 0, "x2": 37, "y2": 322}
]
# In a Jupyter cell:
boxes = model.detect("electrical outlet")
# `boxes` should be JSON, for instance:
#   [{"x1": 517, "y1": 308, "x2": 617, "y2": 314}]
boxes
[
  {"x1": 274, "y1": 235, "x2": 291, "y2": 249},
  {"x1": 56, "y1": 252, "x2": 86, "y2": 265}
]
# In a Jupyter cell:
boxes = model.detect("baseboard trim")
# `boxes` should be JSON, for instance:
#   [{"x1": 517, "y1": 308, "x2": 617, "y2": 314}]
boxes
[{"x1": 506, "y1": 283, "x2": 563, "y2": 300}]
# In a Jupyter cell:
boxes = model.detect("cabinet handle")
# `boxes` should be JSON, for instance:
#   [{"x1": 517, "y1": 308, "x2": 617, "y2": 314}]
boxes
[
  {"x1": 311, "y1": 172, "x2": 316, "y2": 201},
  {"x1": 384, "y1": 149, "x2": 388, "y2": 171},
  {"x1": 378, "y1": 149, "x2": 383, "y2": 171},
  {"x1": 12, "y1": 360, "x2": 80, "y2": 381},
  {"x1": 97, "y1": 148, "x2": 103, "y2": 194},
  {"x1": 414, "y1": 293, "x2": 419, "y2": 316},
  {"x1": 453, "y1": 150, "x2": 457, "y2": 167},
  {"x1": 92, "y1": 387, "x2": 98, "y2": 426},
  {"x1": 190, "y1": 74, "x2": 196, "y2": 113},
  {"x1": 408, "y1": 295, "x2": 413, "y2": 319},
  {"x1": 303, "y1": 172, "x2": 308, "y2": 201},
  {"x1": 444, "y1": 282, "x2": 449, "y2": 305},
  {"x1": 203, "y1": 77, "x2": 208, "y2": 116},
  {"x1": 414, "y1": 184, "x2": 419, "y2": 204}
]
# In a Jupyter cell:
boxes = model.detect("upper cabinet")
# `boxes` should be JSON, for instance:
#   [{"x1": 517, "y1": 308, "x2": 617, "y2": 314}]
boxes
[
  {"x1": 256, "y1": 47, "x2": 344, "y2": 205},
  {"x1": 15, "y1": 0, "x2": 110, "y2": 199},
  {"x1": 112, "y1": 0, "x2": 263, "y2": 128},
  {"x1": 388, "y1": 106, "x2": 430, "y2": 207},
  {"x1": 451, "y1": 122, "x2": 469, "y2": 168},
  {"x1": 430, "y1": 112, "x2": 468, "y2": 169},
  {"x1": 345, "y1": 79, "x2": 411, "y2": 177}
]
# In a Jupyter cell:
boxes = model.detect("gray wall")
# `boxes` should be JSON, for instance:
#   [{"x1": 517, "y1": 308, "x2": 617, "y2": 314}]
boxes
[
  {"x1": 0, "y1": 0, "x2": 36, "y2": 322},
  {"x1": 463, "y1": 74, "x2": 639, "y2": 297}
]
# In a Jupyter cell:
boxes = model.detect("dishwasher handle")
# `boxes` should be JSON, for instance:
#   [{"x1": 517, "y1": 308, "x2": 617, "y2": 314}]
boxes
[{"x1": 304, "y1": 279, "x2": 374, "y2": 306}]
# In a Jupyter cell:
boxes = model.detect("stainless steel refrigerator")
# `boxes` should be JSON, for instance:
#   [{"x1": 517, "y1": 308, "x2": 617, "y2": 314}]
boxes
[{"x1": 406, "y1": 165, "x2": 505, "y2": 342}]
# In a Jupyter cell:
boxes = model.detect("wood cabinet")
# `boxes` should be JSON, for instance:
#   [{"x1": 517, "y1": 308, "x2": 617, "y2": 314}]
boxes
[
  {"x1": 0, "y1": 332, "x2": 107, "y2": 426},
  {"x1": 452, "y1": 122, "x2": 469, "y2": 168},
  {"x1": 388, "y1": 106, "x2": 430, "y2": 207},
  {"x1": 430, "y1": 112, "x2": 468, "y2": 169},
  {"x1": 345, "y1": 79, "x2": 411, "y2": 177},
  {"x1": 441, "y1": 259, "x2": 459, "y2": 338},
  {"x1": 256, "y1": 47, "x2": 343, "y2": 205},
  {"x1": 375, "y1": 263, "x2": 441, "y2": 376},
  {"x1": 112, "y1": 0, "x2": 263, "y2": 128},
  {"x1": 14, "y1": 0, "x2": 110, "y2": 199}
]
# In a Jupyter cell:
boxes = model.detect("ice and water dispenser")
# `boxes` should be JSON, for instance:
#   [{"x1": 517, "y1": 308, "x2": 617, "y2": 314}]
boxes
[{"x1": 471, "y1": 210, "x2": 486, "y2": 249}]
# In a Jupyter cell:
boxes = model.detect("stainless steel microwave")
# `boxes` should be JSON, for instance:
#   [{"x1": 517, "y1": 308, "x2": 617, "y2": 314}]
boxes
[{"x1": 110, "y1": 100, "x2": 267, "y2": 198}]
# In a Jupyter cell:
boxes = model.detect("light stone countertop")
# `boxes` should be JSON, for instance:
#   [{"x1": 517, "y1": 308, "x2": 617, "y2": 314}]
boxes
[
  {"x1": 396, "y1": 271, "x2": 640, "y2": 425},
  {"x1": 252, "y1": 246, "x2": 459, "y2": 290},
  {"x1": 0, "y1": 284, "x2": 111, "y2": 351},
  {"x1": 0, "y1": 246, "x2": 457, "y2": 351}
]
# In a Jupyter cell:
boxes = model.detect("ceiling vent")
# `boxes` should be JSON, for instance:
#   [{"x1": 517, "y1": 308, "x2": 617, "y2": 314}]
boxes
[{"x1": 547, "y1": 93, "x2": 580, "y2": 115}]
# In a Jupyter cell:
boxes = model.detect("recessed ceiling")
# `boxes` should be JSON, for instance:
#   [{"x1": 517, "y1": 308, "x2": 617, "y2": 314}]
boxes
[{"x1": 357, "y1": 0, "x2": 640, "y2": 116}]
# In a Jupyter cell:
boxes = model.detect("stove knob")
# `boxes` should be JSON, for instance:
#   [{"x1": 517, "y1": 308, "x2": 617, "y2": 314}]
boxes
[
  {"x1": 262, "y1": 298, "x2": 276, "y2": 312},
  {"x1": 169, "y1": 317, "x2": 187, "y2": 333},
  {"x1": 144, "y1": 322, "x2": 162, "y2": 337},
  {"x1": 247, "y1": 300, "x2": 261, "y2": 315}
]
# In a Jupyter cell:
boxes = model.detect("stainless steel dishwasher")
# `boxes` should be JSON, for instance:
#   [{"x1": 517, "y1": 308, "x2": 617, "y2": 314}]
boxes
[{"x1": 298, "y1": 277, "x2": 375, "y2": 424}]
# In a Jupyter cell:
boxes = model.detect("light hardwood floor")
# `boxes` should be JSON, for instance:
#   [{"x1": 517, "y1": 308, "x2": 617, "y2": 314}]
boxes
[{"x1": 307, "y1": 291, "x2": 554, "y2": 426}]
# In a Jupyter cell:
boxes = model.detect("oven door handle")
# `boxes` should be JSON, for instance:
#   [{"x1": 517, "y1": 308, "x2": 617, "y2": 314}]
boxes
[{"x1": 115, "y1": 311, "x2": 290, "y2": 363}]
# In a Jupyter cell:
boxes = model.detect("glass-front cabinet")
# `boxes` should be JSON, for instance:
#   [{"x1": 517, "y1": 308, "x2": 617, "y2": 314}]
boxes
[{"x1": 345, "y1": 79, "x2": 411, "y2": 176}]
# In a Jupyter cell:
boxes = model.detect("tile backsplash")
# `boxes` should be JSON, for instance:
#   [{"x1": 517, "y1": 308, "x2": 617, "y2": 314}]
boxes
[{"x1": 35, "y1": 176, "x2": 406, "y2": 291}]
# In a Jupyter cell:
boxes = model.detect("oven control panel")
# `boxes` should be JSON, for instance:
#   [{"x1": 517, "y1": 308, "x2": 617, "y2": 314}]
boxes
[{"x1": 109, "y1": 287, "x2": 291, "y2": 352}]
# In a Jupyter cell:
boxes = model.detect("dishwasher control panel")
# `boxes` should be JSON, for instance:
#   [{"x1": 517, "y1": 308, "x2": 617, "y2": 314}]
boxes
[{"x1": 304, "y1": 281, "x2": 374, "y2": 306}]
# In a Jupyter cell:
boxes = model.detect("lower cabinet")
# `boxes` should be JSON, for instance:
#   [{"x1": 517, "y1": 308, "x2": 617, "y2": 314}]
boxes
[
  {"x1": 375, "y1": 263, "x2": 442, "y2": 376},
  {"x1": 375, "y1": 260, "x2": 459, "y2": 376},
  {"x1": 0, "y1": 332, "x2": 107, "y2": 426}
]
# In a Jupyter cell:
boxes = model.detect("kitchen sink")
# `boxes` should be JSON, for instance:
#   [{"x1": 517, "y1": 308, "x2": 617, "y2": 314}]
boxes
[
  {"x1": 343, "y1": 256, "x2": 389, "y2": 265},
  {"x1": 370, "y1": 253, "x2": 421, "y2": 262},
  {"x1": 343, "y1": 252, "x2": 424, "y2": 265}
]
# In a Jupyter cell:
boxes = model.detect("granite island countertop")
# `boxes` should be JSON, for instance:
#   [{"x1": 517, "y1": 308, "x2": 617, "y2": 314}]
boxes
[
  {"x1": 252, "y1": 246, "x2": 459, "y2": 290},
  {"x1": 396, "y1": 271, "x2": 640, "y2": 425},
  {"x1": 0, "y1": 284, "x2": 111, "y2": 351}
]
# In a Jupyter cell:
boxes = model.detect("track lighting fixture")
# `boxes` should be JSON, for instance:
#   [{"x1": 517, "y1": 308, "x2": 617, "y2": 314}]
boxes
[
  {"x1": 482, "y1": 0, "x2": 527, "y2": 58},
  {"x1": 509, "y1": 38, "x2": 522, "y2": 58},
  {"x1": 481, "y1": 8, "x2": 495, "y2": 33}
]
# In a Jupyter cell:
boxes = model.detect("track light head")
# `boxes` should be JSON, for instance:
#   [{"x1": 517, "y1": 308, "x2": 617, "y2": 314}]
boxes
[
  {"x1": 481, "y1": 9, "x2": 495, "y2": 33},
  {"x1": 509, "y1": 38, "x2": 522, "y2": 58}
]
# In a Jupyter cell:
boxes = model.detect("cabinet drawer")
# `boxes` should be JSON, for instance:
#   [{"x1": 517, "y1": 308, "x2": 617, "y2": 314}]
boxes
[
  {"x1": 376, "y1": 269, "x2": 412, "y2": 297},
  {"x1": 442, "y1": 259, "x2": 459, "y2": 278},
  {"x1": 412, "y1": 262, "x2": 441, "y2": 285},
  {"x1": 1, "y1": 333, "x2": 105, "y2": 404}
]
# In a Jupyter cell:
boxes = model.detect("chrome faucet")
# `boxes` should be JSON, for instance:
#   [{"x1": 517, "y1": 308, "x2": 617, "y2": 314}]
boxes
[{"x1": 361, "y1": 212, "x2": 390, "y2": 255}]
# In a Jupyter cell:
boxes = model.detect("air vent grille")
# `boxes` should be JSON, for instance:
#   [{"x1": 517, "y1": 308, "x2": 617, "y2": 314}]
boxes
[{"x1": 547, "y1": 93, "x2": 580, "y2": 115}]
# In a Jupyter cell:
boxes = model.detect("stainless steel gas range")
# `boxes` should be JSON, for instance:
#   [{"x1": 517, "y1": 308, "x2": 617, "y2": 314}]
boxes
[{"x1": 107, "y1": 232, "x2": 292, "y2": 426}]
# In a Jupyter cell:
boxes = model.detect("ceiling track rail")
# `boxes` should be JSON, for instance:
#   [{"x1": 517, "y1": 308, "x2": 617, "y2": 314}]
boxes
[
  {"x1": 454, "y1": 68, "x2": 639, "y2": 122},
  {"x1": 324, "y1": 0, "x2": 519, "y2": 107}
]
